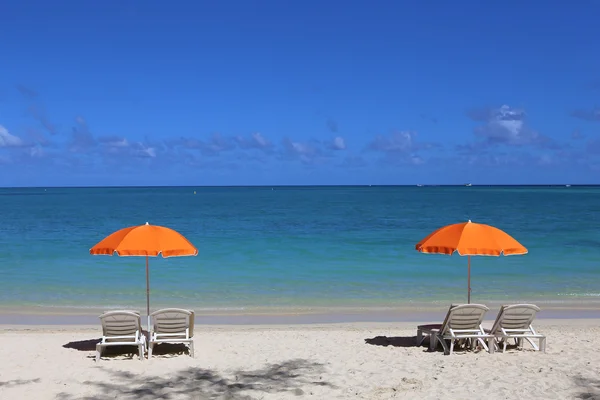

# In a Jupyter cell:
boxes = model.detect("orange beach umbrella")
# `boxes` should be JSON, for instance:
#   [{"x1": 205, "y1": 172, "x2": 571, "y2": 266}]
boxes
[
  {"x1": 415, "y1": 220, "x2": 527, "y2": 303},
  {"x1": 90, "y1": 222, "x2": 198, "y2": 328}
]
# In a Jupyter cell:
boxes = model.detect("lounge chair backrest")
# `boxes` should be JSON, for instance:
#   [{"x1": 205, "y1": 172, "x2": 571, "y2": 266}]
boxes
[
  {"x1": 490, "y1": 304, "x2": 541, "y2": 333},
  {"x1": 150, "y1": 308, "x2": 194, "y2": 338},
  {"x1": 99, "y1": 311, "x2": 141, "y2": 342},
  {"x1": 103, "y1": 310, "x2": 140, "y2": 315},
  {"x1": 439, "y1": 304, "x2": 489, "y2": 335}
]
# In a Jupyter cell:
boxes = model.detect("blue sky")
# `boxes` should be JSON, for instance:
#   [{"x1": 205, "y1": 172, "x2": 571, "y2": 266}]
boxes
[{"x1": 1, "y1": 1, "x2": 599, "y2": 186}]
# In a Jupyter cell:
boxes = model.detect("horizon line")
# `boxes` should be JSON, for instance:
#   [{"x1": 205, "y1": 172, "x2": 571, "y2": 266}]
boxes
[{"x1": 1, "y1": 183, "x2": 599, "y2": 189}]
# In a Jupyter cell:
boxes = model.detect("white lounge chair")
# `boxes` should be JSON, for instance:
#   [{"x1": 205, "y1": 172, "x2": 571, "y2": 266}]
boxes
[
  {"x1": 148, "y1": 308, "x2": 195, "y2": 359},
  {"x1": 96, "y1": 310, "x2": 146, "y2": 362},
  {"x1": 487, "y1": 304, "x2": 546, "y2": 352},
  {"x1": 416, "y1": 304, "x2": 495, "y2": 355}
]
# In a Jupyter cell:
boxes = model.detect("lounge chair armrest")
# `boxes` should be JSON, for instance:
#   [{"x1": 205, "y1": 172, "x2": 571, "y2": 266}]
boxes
[
  {"x1": 102, "y1": 335, "x2": 140, "y2": 340},
  {"x1": 449, "y1": 333, "x2": 494, "y2": 338},
  {"x1": 497, "y1": 333, "x2": 545, "y2": 338},
  {"x1": 98, "y1": 340, "x2": 143, "y2": 346},
  {"x1": 153, "y1": 333, "x2": 189, "y2": 338},
  {"x1": 446, "y1": 328, "x2": 488, "y2": 338}
]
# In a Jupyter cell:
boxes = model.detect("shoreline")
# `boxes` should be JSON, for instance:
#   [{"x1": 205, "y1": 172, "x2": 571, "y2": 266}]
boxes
[
  {"x1": 1, "y1": 316, "x2": 598, "y2": 330},
  {"x1": 2, "y1": 301, "x2": 599, "y2": 326}
]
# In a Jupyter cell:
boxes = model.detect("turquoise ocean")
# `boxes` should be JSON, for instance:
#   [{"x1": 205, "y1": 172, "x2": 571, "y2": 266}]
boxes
[{"x1": 1, "y1": 186, "x2": 599, "y2": 315}]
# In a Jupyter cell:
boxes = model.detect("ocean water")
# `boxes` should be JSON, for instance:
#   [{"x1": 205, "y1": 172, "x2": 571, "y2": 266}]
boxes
[{"x1": 1, "y1": 186, "x2": 599, "y2": 313}]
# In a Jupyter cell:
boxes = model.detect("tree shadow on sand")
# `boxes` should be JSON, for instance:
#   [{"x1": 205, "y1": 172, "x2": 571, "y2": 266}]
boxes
[
  {"x1": 574, "y1": 376, "x2": 600, "y2": 400},
  {"x1": 56, "y1": 359, "x2": 334, "y2": 400},
  {"x1": 0, "y1": 378, "x2": 40, "y2": 388}
]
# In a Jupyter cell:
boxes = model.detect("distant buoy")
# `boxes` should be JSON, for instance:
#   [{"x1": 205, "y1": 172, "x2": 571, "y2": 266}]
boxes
[{"x1": 193, "y1": 191, "x2": 196, "y2": 195}]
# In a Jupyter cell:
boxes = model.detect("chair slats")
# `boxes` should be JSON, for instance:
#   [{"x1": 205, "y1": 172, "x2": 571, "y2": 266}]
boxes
[
  {"x1": 436, "y1": 304, "x2": 493, "y2": 355},
  {"x1": 148, "y1": 308, "x2": 195, "y2": 359},
  {"x1": 488, "y1": 304, "x2": 546, "y2": 352},
  {"x1": 97, "y1": 310, "x2": 145, "y2": 362}
]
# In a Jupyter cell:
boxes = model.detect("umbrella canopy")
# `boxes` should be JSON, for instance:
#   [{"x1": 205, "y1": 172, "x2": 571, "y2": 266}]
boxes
[
  {"x1": 90, "y1": 222, "x2": 198, "y2": 328},
  {"x1": 415, "y1": 220, "x2": 527, "y2": 303}
]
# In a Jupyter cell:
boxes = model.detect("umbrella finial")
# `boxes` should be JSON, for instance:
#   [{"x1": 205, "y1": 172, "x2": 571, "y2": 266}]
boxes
[
  {"x1": 468, "y1": 219, "x2": 472, "y2": 223},
  {"x1": 146, "y1": 222, "x2": 149, "y2": 225}
]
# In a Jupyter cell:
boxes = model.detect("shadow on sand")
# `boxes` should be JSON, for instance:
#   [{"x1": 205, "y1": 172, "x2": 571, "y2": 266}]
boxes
[
  {"x1": 574, "y1": 376, "x2": 600, "y2": 400},
  {"x1": 63, "y1": 337, "x2": 191, "y2": 360},
  {"x1": 0, "y1": 378, "x2": 40, "y2": 388},
  {"x1": 63, "y1": 338, "x2": 101, "y2": 351},
  {"x1": 56, "y1": 359, "x2": 334, "y2": 400},
  {"x1": 364, "y1": 335, "x2": 422, "y2": 348},
  {"x1": 365, "y1": 335, "x2": 492, "y2": 354}
]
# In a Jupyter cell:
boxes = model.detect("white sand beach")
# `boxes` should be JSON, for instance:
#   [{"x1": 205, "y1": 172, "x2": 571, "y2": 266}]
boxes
[{"x1": 1, "y1": 319, "x2": 599, "y2": 399}]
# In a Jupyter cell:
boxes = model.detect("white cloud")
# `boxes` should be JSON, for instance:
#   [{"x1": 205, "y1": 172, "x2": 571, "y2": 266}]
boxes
[
  {"x1": 473, "y1": 105, "x2": 541, "y2": 145},
  {"x1": 0, "y1": 125, "x2": 24, "y2": 147},
  {"x1": 133, "y1": 142, "x2": 156, "y2": 158},
  {"x1": 235, "y1": 132, "x2": 273, "y2": 151},
  {"x1": 332, "y1": 136, "x2": 346, "y2": 150},
  {"x1": 204, "y1": 133, "x2": 234, "y2": 153},
  {"x1": 282, "y1": 138, "x2": 322, "y2": 164},
  {"x1": 252, "y1": 132, "x2": 269, "y2": 148},
  {"x1": 105, "y1": 138, "x2": 129, "y2": 148},
  {"x1": 494, "y1": 106, "x2": 524, "y2": 136},
  {"x1": 29, "y1": 145, "x2": 44, "y2": 158},
  {"x1": 410, "y1": 155, "x2": 424, "y2": 165},
  {"x1": 368, "y1": 131, "x2": 416, "y2": 153},
  {"x1": 141, "y1": 146, "x2": 156, "y2": 158},
  {"x1": 486, "y1": 105, "x2": 526, "y2": 139},
  {"x1": 291, "y1": 141, "x2": 313, "y2": 155}
]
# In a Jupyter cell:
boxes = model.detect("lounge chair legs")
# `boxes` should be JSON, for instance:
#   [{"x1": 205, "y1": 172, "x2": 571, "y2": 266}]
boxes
[
  {"x1": 436, "y1": 336, "x2": 451, "y2": 355},
  {"x1": 415, "y1": 328, "x2": 436, "y2": 350},
  {"x1": 95, "y1": 344, "x2": 102, "y2": 362},
  {"x1": 486, "y1": 337, "x2": 495, "y2": 354},
  {"x1": 429, "y1": 335, "x2": 437, "y2": 351},
  {"x1": 539, "y1": 337, "x2": 546, "y2": 353},
  {"x1": 415, "y1": 326, "x2": 441, "y2": 351},
  {"x1": 494, "y1": 335, "x2": 546, "y2": 353},
  {"x1": 524, "y1": 337, "x2": 538, "y2": 351},
  {"x1": 189, "y1": 341, "x2": 195, "y2": 358}
]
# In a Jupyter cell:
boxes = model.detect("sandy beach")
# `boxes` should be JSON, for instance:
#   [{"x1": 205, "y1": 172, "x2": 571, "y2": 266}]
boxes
[{"x1": 1, "y1": 318, "x2": 599, "y2": 400}]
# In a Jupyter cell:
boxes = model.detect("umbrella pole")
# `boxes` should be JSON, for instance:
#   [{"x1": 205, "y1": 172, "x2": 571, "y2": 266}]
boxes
[
  {"x1": 146, "y1": 255, "x2": 150, "y2": 331},
  {"x1": 467, "y1": 255, "x2": 471, "y2": 304}
]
